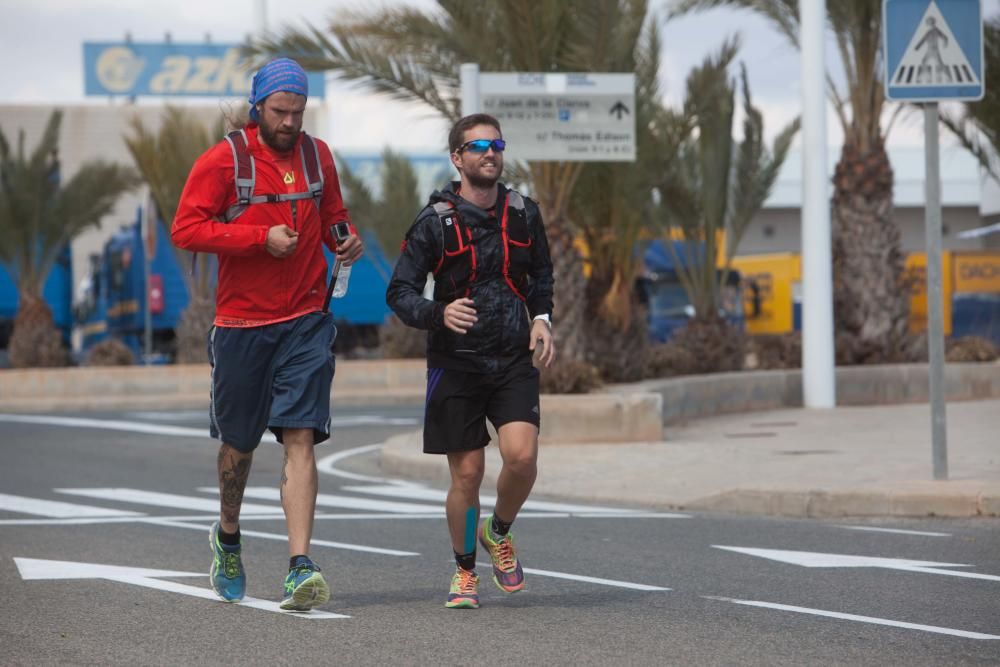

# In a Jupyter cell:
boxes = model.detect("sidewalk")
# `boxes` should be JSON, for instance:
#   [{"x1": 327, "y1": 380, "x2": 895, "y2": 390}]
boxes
[{"x1": 379, "y1": 398, "x2": 1000, "y2": 518}]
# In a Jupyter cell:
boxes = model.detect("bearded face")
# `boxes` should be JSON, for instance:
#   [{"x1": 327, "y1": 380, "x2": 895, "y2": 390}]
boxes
[
  {"x1": 256, "y1": 91, "x2": 306, "y2": 153},
  {"x1": 452, "y1": 125, "x2": 504, "y2": 188}
]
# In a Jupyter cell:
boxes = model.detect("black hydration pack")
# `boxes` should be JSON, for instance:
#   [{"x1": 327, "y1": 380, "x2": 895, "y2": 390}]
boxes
[{"x1": 430, "y1": 191, "x2": 532, "y2": 301}]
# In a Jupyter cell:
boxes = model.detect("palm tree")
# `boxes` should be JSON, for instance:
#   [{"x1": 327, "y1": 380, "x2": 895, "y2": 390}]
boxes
[
  {"x1": 248, "y1": 0, "x2": 651, "y2": 368},
  {"x1": 124, "y1": 107, "x2": 227, "y2": 363},
  {"x1": 646, "y1": 39, "x2": 798, "y2": 372},
  {"x1": 570, "y1": 17, "x2": 676, "y2": 381},
  {"x1": 942, "y1": 17, "x2": 1000, "y2": 183},
  {"x1": 673, "y1": 0, "x2": 913, "y2": 364},
  {"x1": 336, "y1": 148, "x2": 423, "y2": 262},
  {"x1": 0, "y1": 111, "x2": 138, "y2": 367}
]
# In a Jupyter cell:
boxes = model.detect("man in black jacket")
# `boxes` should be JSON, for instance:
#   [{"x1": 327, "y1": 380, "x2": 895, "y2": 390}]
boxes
[{"x1": 386, "y1": 113, "x2": 555, "y2": 609}]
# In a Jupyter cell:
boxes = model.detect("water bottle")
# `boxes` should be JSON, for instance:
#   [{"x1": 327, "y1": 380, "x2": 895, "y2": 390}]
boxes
[{"x1": 331, "y1": 222, "x2": 352, "y2": 299}]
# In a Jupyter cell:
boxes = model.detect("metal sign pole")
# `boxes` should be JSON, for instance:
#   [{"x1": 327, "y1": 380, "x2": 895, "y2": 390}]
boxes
[
  {"x1": 923, "y1": 102, "x2": 948, "y2": 480},
  {"x1": 142, "y1": 200, "x2": 154, "y2": 365}
]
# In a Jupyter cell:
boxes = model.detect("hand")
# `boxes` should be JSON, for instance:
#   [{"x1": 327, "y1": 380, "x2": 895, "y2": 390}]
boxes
[
  {"x1": 265, "y1": 224, "x2": 299, "y2": 258},
  {"x1": 336, "y1": 233, "x2": 364, "y2": 266},
  {"x1": 530, "y1": 319, "x2": 555, "y2": 368},
  {"x1": 443, "y1": 298, "x2": 477, "y2": 334}
]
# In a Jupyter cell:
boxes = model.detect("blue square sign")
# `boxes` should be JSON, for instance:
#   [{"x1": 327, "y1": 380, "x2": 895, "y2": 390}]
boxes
[{"x1": 883, "y1": 0, "x2": 983, "y2": 101}]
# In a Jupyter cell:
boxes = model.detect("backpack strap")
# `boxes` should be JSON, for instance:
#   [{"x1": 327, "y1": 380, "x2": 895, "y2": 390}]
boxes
[
  {"x1": 299, "y1": 134, "x2": 325, "y2": 202},
  {"x1": 223, "y1": 129, "x2": 255, "y2": 222},
  {"x1": 431, "y1": 201, "x2": 456, "y2": 275},
  {"x1": 222, "y1": 131, "x2": 325, "y2": 223},
  {"x1": 499, "y1": 191, "x2": 527, "y2": 301}
]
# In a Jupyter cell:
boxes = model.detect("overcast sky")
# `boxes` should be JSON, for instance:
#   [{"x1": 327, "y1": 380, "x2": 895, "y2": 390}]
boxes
[{"x1": 2, "y1": 0, "x2": 997, "y2": 152}]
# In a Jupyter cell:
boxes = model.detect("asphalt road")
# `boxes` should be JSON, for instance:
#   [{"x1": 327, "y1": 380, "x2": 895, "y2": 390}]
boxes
[{"x1": 1, "y1": 406, "x2": 998, "y2": 666}]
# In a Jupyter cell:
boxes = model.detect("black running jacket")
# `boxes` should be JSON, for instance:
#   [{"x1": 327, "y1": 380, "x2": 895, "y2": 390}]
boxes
[{"x1": 386, "y1": 182, "x2": 554, "y2": 373}]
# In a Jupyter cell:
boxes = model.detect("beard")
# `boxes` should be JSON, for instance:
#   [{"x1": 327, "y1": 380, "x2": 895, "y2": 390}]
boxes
[
  {"x1": 259, "y1": 121, "x2": 298, "y2": 152},
  {"x1": 465, "y1": 162, "x2": 503, "y2": 189}
]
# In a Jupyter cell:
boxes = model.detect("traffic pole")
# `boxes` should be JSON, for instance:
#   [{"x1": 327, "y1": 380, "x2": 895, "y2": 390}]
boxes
[
  {"x1": 800, "y1": 0, "x2": 836, "y2": 408},
  {"x1": 923, "y1": 102, "x2": 948, "y2": 480}
]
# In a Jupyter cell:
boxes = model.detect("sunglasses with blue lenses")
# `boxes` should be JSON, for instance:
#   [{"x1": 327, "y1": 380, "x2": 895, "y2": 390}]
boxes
[{"x1": 459, "y1": 138, "x2": 506, "y2": 153}]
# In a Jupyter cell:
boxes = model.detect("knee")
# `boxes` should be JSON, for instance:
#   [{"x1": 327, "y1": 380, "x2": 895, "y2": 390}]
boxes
[
  {"x1": 451, "y1": 460, "x2": 485, "y2": 491},
  {"x1": 503, "y1": 448, "x2": 537, "y2": 479},
  {"x1": 283, "y1": 431, "x2": 315, "y2": 462}
]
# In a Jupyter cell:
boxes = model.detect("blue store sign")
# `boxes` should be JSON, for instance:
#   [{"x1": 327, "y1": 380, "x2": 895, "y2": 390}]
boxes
[{"x1": 83, "y1": 42, "x2": 326, "y2": 99}]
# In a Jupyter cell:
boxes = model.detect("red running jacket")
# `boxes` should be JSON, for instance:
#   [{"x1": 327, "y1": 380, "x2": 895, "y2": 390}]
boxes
[{"x1": 172, "y1": 123, "x2": 353, "y2": 327}]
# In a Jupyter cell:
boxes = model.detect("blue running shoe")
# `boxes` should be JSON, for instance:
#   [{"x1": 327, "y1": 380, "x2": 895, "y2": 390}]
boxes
[
  {"x1": 209, "y1": 522, "x2": 245, "y2": 602},
  {"x1": 280, "y1": 557, "x2": 330, "y2": 611}
]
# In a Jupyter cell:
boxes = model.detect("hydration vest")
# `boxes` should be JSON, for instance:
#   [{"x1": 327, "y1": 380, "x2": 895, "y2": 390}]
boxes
[
  {"x1": 190, "y1": 129, "x2": 326, "y2": 276},
  {"x1": 221, "y1": 128, "x2": 324, "y2": 222},
  {"x1": 431, "y1": 191, "x2": 533, "y2": 301}
]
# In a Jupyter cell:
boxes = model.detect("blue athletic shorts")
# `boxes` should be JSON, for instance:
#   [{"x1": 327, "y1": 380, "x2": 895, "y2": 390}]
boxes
[{"x1": 207, "y1": 311, "x2": 337, "y2": 452}]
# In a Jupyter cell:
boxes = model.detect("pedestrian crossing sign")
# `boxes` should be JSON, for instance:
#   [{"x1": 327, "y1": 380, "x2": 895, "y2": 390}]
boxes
[{"x1": 883, "y1": 0, "x2": 983, "y2": 101}]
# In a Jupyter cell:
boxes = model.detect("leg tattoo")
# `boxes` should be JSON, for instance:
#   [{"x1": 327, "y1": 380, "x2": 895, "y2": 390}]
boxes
[
  {"x1": 280, "y1": 450, "x2": 289, "y2": 502},
  {"x1": 218, "y1": 444, "x2": 252, "y2": 529}
]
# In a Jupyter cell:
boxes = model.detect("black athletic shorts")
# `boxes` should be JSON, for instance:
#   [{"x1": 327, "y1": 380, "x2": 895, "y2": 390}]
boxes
[
  {"x1": 423, "y1": 362, "x2": 540, "y2": 455},
  {"x1": 207, "y1": 311, "x2": 337, "y2": 452}
]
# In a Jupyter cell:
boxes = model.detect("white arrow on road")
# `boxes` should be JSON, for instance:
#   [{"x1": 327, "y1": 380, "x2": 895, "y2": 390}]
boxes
[
  {"x1": 14, "y1": 558, "x2": 348, "y2": 619},
  {"x1": 714, "y1": 546, "x2": 1000, "y2": 581}
]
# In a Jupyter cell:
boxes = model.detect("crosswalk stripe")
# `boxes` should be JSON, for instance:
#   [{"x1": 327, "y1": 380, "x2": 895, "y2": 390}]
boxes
[
  {"x1": 341, "y1": 484, "x2": 689, "y2": 517},
  {"x1": 144, "y1": 518, "x2": 419, "y2": 556},
  {"x1": 0, "y1": 493, "x2": 143, "y2": 518},
  {"x1": 55, "y1": 488, "x2": 284, "y2": 515},
  {"x1": 207, "y1": 487, "x2": 443, "y2": 514}
]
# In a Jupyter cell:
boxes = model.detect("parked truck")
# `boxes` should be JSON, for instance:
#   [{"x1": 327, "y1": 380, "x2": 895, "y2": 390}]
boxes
[
  {"x1": 730, "y1": 250, "x2": 1000, "y2": 344},
  {"x1": 75, "y1": 207, "x2": 394, "y2": 361}
]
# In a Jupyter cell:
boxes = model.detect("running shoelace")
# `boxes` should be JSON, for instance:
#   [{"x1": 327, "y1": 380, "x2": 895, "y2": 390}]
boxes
[
  {"x1": 493, "y1": 538, "x2": 517, "y2": 572},
  {"x1": 454, "y1": 569, "x2": 477, "y2": 594},
  {"x1": 222, "y1": 552, "x2": 241, "y2": 578}
]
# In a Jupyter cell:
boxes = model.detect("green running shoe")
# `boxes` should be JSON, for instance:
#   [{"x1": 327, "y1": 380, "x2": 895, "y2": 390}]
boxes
[
  {"x1": 280, "y1": 557, "x2": 330, "y2": 611},
  {"x1": 445, "y1": 567, "x2": 480, "y2": 609},
  {"x1": 479, "y1": 515, "x2": 525, "y2": 593},
  {"x1": 209, "y1": 522, "x2": 245, "y2": 602}
]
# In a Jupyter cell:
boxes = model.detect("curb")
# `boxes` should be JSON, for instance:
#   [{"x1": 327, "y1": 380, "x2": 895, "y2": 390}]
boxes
[
  {"x1": 378, "y1": 432, "x2": 1000, "y2": 519},
  {"x1": 686, "y1": 485, "x2": 1000, "y2": 518}
]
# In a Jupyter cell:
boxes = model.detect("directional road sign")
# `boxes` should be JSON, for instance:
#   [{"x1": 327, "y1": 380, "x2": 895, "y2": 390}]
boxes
[
  {"x1": 479, "y1": 73, "x2": 636, "y2": 162},
  {"x1": 883, "y1": 0, "x2": 984, "y2": 101}
]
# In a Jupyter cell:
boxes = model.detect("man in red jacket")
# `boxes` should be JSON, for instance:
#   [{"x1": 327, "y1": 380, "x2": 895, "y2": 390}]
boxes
[{"x1": 172, "y1": 57, "x2": 363, "y2": 612}]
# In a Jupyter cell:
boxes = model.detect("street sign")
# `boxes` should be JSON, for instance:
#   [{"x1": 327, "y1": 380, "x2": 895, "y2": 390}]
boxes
[
  {"x1": 478, "y1": 73, "x2": 636, "y2": 162},
  {"x1": 883, "y1": 0, "x2": 984, "y2": 101},
  {"x1": 83, "y1": 42, "x2": 327, "y2": 99}
]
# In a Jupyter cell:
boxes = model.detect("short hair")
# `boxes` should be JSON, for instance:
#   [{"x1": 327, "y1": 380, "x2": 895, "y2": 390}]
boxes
[{"x1": 448, "y1": 114, "x2": 502, "y2": 154}]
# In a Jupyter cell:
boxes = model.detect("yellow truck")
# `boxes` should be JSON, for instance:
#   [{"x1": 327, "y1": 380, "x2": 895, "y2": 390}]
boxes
[{"x1": 730, "y1": 250, "x2": 1000, "y2": 343}]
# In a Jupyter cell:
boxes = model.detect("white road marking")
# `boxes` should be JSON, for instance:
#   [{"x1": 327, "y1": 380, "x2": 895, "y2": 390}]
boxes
[
  {"x1": 0, "y1": 414, "x2": 225, "y2": 439},
  {"x1": 0, "y1": 493, "x2": 143, "y2": 518},
  {"x1": 14, "y1": 557, "x2": 347, "y2": 619},
  {"x1": 836, "y1": 525, "x2": 951, "y2": 537},
  {"x1": 0, "y1": 510, "x2": 606, "y2": 526},
  {"x1": 144, "y1": 518, "x2": 420, "y2": 556},
  {"x1": 714, "y1": 546, "x2": 1000, "y2": 582},
  {"x1": 343, "y1": 484, "x2": 690, "y2": 518},
  {"x1": 704, "y1": 596, "x2": 1000, "y2": 640},
  {"x1": 204, "y1": 486, "x2": 444, "y2": 515},
  {"x1": 523, "y1": 567, "x2": 669, "y2": 591},
  {"x1": 0, "y1": 413, "x2": 415, "y2": 440},
  {"x1": 55, "y1": 488, "x2": 283, "y2": 515},
  {"x1": 315, "y1": 444, "x2": 411, "y2": 483}
]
